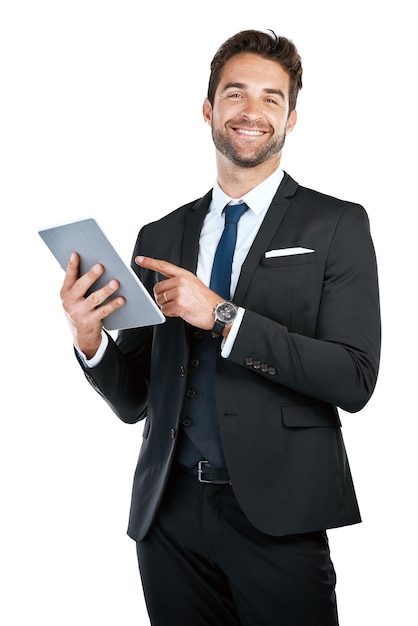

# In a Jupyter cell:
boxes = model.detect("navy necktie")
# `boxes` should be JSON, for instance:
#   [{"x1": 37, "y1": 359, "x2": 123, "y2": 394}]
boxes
[{"x1": 210, "y1": 203, "x2": 248, "y2": 300}]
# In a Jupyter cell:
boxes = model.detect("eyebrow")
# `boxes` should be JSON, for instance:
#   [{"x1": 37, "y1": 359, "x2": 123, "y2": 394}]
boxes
[{"x1": 221, "y1": 82, "x2": 286, "y2": 100}]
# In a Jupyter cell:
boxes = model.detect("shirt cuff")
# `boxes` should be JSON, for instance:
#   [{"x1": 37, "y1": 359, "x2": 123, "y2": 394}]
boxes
[
  {"x1": 221, "y1": 307, "x2": 245, "y2": 358},
  {"x1": 75, "y1": 331, "x2": 109, "y2": 367}
]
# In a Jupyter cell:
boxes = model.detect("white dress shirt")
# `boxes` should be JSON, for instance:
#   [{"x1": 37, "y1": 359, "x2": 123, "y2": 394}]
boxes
[
  {"x1": 200, "y1": 167, "x2": 284, "y2": 356},
  {"x1": 81, "y1": 167, "x2": 284, "y2": 365}
]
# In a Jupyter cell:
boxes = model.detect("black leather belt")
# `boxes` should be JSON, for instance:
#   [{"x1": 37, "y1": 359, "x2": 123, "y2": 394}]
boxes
[{"x1": 177, "y1": 460, "x2": 232, "y2": 485}]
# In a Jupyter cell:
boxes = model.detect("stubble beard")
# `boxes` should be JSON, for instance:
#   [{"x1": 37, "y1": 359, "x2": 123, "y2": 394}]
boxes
[{"x1": 211, "y1": 121, "x2": 286, "y2": 169}]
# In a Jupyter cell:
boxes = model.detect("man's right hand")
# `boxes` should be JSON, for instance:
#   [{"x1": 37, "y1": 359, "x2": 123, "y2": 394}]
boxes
[{"x1": 60, "y1": 252, "x2": 125, "y2": 359}]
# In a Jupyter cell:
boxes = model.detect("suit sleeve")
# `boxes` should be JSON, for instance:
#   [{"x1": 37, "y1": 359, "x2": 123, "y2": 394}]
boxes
[
  {"x1": 228, "y1": 204, "x2": 381, "y2": 413},
  {"x1": 75, "y1": 326, "x2": 153, "y2": 424}
]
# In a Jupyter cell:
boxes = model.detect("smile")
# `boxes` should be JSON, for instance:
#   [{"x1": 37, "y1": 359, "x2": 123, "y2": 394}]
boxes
[{"x1": 235, "y1": 128, "x2": 266, "y2": 136}]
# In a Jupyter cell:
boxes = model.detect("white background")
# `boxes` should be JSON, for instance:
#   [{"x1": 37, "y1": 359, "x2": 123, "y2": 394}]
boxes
[{"x1": 1, "y1": 1, "x2": 416, "y2": 624}]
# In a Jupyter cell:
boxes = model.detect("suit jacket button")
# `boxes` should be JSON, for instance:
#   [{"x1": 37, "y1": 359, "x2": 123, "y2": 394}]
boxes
[
  {"x1": 244, "y1": 357, "x2": 253, "y2": 366},
  {"x1": 261, "y1": 363, "x2": 269, "y2": 372},
  {"x1": 182, "y1": 418, "x2": 191, "y2": 427},
  {"x1": 268, "y1": 367, "x2": 277, "y2": 375},
  {"x1": 253, "y1": 360, "x2": 261, "y2": 369}
]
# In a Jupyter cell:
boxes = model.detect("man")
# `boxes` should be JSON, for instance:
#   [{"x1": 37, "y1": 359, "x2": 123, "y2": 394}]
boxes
[{"x1": 61, "y1": 30, "x2": 380, "y2": 625}]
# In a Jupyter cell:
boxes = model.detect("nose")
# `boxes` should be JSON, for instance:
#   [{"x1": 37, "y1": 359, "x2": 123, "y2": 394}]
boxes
[{"x1": 240, "y1": 96, "x2": 263, "y2": 121}]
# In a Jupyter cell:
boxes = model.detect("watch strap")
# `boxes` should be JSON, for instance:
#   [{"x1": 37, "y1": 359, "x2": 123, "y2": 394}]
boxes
[{"x1": 211, "y1": 318, "x2": 225, "y2": 337}]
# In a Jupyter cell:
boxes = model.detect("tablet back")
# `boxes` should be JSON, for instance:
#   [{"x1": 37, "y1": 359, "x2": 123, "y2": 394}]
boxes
[{"x1": 39, "y1": 218, "x2": 165, "y2": 330}]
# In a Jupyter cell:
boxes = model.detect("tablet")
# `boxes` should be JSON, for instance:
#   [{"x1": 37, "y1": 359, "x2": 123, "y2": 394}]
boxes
[{"x1": 38, "y1": 218, "x2": 165, "y2": 331}]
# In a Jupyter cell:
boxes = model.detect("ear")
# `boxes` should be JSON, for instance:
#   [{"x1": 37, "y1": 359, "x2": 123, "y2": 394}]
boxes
[
  {"x1": 285, "y1": 109, "x2": 297, "y2": 135},
  {"x1": 203, "y1": 98, "x2": 213, "y2": 125}
]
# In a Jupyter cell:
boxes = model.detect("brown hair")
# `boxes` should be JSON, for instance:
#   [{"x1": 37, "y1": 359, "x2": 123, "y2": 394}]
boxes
[{"x1": 207, "y1": 29, "x2": 303, "y2": 113}]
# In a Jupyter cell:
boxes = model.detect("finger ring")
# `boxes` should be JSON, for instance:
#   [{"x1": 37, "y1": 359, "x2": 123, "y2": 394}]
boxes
[{"x1": 163, "y1": 291, "x2": 168, "y2": 303}]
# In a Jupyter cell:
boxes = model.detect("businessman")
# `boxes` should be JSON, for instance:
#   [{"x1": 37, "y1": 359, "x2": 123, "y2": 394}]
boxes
[{"x1": 61, "y1": 29, "x2": 381, "y2": 625}]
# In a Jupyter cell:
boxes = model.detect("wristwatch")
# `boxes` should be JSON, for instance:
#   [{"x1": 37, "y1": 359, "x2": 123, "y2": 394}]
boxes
[{"x1": 211, "y1": 301, "x2": 238, "y2": 337}]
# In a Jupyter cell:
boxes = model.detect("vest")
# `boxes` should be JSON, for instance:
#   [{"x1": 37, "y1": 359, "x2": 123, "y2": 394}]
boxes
[{"x1": 175, "y1": 327, "x2": 226, "y2": 468}]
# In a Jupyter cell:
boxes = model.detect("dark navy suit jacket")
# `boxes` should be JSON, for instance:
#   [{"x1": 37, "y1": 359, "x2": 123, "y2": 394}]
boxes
[{"x1": 79, "y1": 173, "x2": 381, "y2": 541}]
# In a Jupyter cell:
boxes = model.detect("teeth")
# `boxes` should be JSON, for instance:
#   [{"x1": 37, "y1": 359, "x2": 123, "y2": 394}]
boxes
[{"x1": 236, "y1": 128, "x2": 264, "y2": 136}]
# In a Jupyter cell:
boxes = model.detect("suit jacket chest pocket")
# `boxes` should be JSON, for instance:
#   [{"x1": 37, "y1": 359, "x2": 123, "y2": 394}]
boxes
[{"x1": 262, "y1": 251, "x2": 316, "y2": 269}]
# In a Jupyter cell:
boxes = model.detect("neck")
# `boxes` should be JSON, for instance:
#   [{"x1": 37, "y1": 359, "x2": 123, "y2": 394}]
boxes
[{"x1": 216, "y1": 152, "x2": 282, "y2": 198}]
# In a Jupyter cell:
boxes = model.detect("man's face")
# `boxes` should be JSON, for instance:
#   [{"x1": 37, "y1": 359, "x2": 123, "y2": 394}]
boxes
[{"x1": 203, "y1": 53, "x2": 297, "y2": 168}]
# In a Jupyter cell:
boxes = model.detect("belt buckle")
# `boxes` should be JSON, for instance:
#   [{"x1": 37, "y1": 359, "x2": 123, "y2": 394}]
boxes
[{"x1": 197, "y1": 460, "x2": 232, "y2": 485}]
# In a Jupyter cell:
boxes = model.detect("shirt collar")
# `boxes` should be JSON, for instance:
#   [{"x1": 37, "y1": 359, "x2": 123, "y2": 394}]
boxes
[{"x1": 211, "y1": 167, "x2": 284, "y2": 216}]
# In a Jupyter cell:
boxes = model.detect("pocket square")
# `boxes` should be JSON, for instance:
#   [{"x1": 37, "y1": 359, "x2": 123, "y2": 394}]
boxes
[{"x1": 265, "y1": 247, "x2": 314, "y2": 258}]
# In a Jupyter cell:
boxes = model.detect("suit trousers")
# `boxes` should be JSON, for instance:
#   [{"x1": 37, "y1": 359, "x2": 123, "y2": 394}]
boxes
[{"x1": 136, "y1": 463, "x2": 339, "y2": 626}]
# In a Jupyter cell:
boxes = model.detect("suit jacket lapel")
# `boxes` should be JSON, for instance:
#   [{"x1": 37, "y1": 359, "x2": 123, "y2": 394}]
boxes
[
  {"x1": 181, "y1": 190, "x2": 212, "y2": 273},
  {"x1": 234, "y1": 173, "x2": 299, "y2": 304}
]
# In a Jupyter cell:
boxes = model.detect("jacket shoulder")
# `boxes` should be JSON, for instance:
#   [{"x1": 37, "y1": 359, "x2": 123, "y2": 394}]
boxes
[
  {"x1": 142, "y1": 190, "x2": 212, "y2": 232},
  {"x1": 131, "y1": 191, "x2": 212, "y2": 262},
  {"x1": 283, "y1": 178, "x2": 367, "y2": 229}
]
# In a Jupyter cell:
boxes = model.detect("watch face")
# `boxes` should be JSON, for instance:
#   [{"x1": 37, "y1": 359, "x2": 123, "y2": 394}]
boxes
[{"x1": 216, "y1": 301, "x2": 237, "y2": 323}]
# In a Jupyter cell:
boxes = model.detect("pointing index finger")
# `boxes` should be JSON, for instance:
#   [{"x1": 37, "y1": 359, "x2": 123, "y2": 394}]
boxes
[{"x1": 135, "y1": 255, "x2": 185, "y2": 278}]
